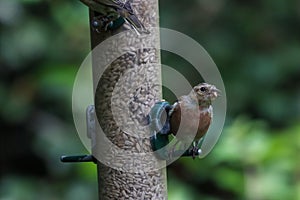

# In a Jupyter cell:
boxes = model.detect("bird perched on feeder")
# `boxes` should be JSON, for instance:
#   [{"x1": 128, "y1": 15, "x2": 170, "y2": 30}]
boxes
[
  {"x1": 148, "y1": 83, "x2": 220, "y2": 159},
  {"x1": 79, "y1": 0, "x2": 148, "y2": 34},
  {"x1": 169, "y1": 83, "x2": 220, "y2": 158}
]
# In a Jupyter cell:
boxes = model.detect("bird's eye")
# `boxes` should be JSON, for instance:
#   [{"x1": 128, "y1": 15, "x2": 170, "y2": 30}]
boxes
[{"x1": 200, "y1": 87, "x2": 207, "y2": 92}]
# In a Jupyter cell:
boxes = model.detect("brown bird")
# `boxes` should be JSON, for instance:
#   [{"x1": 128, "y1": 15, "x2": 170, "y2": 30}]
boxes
[
  {"x1": 169, "y1": 83, "x2": 220, "y2": 158},
  {"x1": 79, "y1": 0, "x2": 148, "y2": 33}
]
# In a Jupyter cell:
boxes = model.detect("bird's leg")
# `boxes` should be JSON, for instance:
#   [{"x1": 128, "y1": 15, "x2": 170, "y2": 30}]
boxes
[
  {"x1": 191, "y1": 141, "x2": 200, "y2": 159},
  {"x1": 104, "y1": 21, "x2": 113, "y2": 31},
  {"x1": 104, "y1": 13, "x2": 119, "y2": 30},
  {"x1": 91, "y1": 16, "x2": 105, "y2": 33}
]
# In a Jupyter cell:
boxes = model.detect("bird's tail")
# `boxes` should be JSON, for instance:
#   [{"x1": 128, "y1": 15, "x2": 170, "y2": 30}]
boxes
[
  {"x1": 122, "y1": 0, "x2": 150, "y2": 34},
  {"x1": 124, "y1": 15, "x2": 150, "y2": 35}
]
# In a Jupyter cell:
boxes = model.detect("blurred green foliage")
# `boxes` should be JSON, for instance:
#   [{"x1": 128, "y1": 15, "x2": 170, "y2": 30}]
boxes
[{"x1": 1, "y1": 0, "x2": 300, "y2": 199}]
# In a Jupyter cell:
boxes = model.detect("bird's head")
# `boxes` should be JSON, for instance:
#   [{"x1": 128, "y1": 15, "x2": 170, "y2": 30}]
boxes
[{"x1": 192, "y1": 83, "x2": 220, "y2": 106}]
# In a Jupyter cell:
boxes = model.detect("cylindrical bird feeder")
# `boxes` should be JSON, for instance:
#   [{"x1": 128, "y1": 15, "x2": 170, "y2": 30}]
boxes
[{"x1": 88, "y1": 0, "x2": 167, "y2": 199}]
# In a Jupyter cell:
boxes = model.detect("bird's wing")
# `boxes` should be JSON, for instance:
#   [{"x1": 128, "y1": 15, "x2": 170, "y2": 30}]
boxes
[
  {"x1": 125, "y1": 16, "x2": 149, "y2": 34},
  {"x1": 121, "y1": 0, "x2": 135, "y2": 14}
]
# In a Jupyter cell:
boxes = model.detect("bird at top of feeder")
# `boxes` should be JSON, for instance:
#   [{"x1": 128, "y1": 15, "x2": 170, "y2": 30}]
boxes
[{"x1": 79, "y1": 0, "x2": 149, "y2": 34}]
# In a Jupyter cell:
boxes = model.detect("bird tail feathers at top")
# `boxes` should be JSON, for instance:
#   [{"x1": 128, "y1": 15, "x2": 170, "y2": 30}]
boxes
[
  {"x1": 124, "y1": 15, "x2": 150, "y2": 35},
  {"x1": 121, "y1": 0, "x2": 149, "y2": 34}
]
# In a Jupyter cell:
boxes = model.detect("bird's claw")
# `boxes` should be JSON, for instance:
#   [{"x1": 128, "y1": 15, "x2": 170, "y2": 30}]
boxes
[
  {"x1": 91, "y1": 15, "x2": 125, "y2": 33},
  {"x1": 91, "y1": 16, "x2": 112, "y2": 32},
  {"x1": 191, "y1": 145, "x2": 199, "y2": 159}
]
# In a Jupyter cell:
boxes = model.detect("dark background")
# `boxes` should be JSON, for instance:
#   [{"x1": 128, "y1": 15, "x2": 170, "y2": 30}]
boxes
[{"x1": 1, "y1": 0, "x2": 300, "y2": 199}]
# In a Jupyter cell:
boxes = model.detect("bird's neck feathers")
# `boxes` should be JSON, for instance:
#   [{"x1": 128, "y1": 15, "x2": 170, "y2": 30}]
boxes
[
  {"x1": 188, "y1": 91, "x2": 211, "y2": 109},
  {"x1": 198, "y1": 99, "x2": 211, "y2": 108}
]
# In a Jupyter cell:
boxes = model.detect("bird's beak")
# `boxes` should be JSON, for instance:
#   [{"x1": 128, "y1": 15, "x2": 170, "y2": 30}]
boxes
[{"x1": 212, "y1": 88, "x2": 221, "y2": 97}]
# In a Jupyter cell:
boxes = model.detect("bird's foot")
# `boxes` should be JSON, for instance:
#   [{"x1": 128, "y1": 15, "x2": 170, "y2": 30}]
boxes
[
  {"x1": 91, "y1": 16, "x2": 105, "y2": 33},
  {"x1": 191, "y1": 145, "x2": 199, "y2": 159},
  {"x1": 91, "y1": 16, "x2": 114, "y2": 32},
  {"x1": 189, "y1": 140, "x2": 202, "y2": 159}
]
